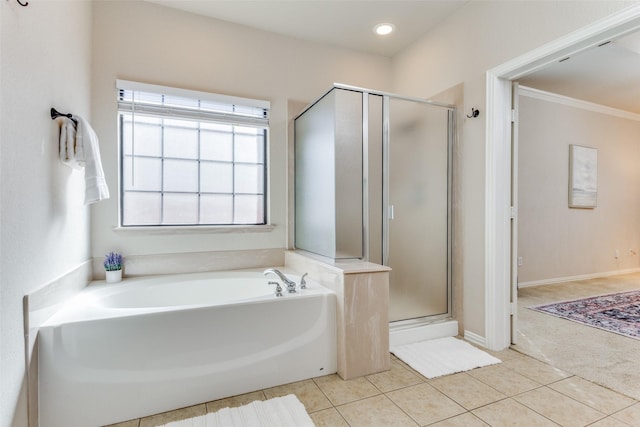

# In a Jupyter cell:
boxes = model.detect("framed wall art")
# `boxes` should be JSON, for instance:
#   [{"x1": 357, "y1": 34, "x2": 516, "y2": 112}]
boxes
[{"x1": 569, "y1": 144, "x2": 597, "y2": 209}]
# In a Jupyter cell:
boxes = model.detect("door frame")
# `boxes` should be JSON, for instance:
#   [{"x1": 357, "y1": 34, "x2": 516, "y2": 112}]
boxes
[{"x1": 484, "y1": 4, "x2": 640, "y2": 350}]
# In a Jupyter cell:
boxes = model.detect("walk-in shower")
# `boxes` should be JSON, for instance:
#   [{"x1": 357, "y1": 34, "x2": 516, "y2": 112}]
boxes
[{"x1": 294, "y1": 84, "x2": 454, "y2": 329}]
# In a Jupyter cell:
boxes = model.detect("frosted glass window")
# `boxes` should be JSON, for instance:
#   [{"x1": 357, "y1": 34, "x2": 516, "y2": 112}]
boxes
[
  {"x1": 121, "y1": 115, "x2": 162, "y2": 157},
  {"x1": 235, "y1": 195, "x2": 264, "y2": 224},
  {"x1": 163, "y1": 159, "x2": 198, "y2": 192},
  {"x1": 118, "y1": 81, "x2": 268, "y2": 226},
  {"x1": 234, "y1": 128, "x2": 264, "y2": 163},
  {"x1": 122, "y1": 192, "x2": 161, "y2": 225},
  {"x1": 163, "y1": 194, "x2": 199, "y2": 224},
  {"x1": 235, "y1": 164, "x2": 263, "y2": 194},
  {"x1": 122, "y1": 157, "x2": 161, "y2": 191},
  {"x1": 201, "y1": 128, "x2": 233, "y2": 161},
  {"x1": 164, "y1": 121, "x2": 199, "y2": 159},
  {"x1": 200, "y1": 195, "x2": 233, "y2": 224},
  {"x1": 201, "y1": 162, "x2": 233, "y2": 193}
]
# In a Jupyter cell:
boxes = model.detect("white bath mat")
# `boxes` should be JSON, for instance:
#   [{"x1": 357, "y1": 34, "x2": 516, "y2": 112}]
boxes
[
  {"x1": 391, "y1": 336, "x2": 501, "y2": 379},
  {"x1": 159, "y1": 394, "x2": 314, "y2": 427}
]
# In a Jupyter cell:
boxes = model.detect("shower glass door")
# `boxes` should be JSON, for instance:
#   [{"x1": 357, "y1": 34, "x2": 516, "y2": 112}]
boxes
[{"x1": 385, "y1": 97, "x2": 451, "y2": 323}]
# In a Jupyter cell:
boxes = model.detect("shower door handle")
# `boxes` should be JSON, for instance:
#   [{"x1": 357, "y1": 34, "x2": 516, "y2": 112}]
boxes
[{"x1": 388, "y1": 204, "x2": 395, "y2": 220}]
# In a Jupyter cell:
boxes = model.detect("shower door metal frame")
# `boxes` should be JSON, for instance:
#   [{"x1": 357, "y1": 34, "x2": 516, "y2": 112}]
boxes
[
  {"x1": 296, "y1": 83, "x2": 455, "y2": 326},
  {"x1": 379, "y1": 93, "x2": 455, "y2": 327}
]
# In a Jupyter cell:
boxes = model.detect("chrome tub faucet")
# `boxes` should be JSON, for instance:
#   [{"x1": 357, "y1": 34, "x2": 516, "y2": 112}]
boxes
[{"x1": 263, "y1": 268, "x2": 297, "y2": 293}]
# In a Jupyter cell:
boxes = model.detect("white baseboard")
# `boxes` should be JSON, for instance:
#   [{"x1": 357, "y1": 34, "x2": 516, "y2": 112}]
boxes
[
  {"x1": 518, "y1": 268, "x2": 640, "y2": 288},
  {"x1": 463, "y1": 330, "x2": 487, "y2": 348}
]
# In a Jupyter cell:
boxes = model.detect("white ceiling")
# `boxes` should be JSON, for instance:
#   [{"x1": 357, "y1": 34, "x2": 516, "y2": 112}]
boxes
[
  {"x1": 519, "y1": 31, "x2": 640, "y2": 115},
  {"x1": 145, "y1": 0, "x2": 467, "y2": 57},
  {"x1": 145, "y1": 0, "x2": 640, "y2": 114}
]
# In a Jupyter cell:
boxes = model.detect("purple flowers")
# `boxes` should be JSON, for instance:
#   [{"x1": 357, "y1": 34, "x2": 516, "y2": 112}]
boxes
[{"x1": 104, "y1": 252, "x2": 123, "y2": 271}]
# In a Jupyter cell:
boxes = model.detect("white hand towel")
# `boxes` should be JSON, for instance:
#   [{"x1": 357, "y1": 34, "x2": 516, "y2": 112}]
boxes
[
  {"x1": 76, "y1": 115, "x2": 110, "y2": 204},
  {"x1": 57, "y1": 116, "x2": 110, "y2": 204}
]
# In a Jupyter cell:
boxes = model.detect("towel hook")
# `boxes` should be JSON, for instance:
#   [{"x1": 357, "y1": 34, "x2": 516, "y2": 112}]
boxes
[
  {"x1": 466, "y1": 108, "x2": 480, "y2": 119},
  {"x1": 17, "y1": 0, "x2": 29, "y2": 6}
]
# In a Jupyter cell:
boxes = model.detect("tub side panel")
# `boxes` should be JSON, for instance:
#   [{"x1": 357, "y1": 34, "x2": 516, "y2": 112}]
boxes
[{"x1": 39, "y1": 294, "x2": 336, "y2": 426}]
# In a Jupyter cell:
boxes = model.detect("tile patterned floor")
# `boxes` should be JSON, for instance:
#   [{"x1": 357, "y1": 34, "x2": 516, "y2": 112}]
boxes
[{"x1": 106, "y1": 347, "x2": 640, "y2": 427}]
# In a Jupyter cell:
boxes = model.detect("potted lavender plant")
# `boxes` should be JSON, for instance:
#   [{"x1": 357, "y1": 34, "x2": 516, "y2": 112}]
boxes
[{"x1": 104, "y1": 251, "x2": 123, "y2": 283}]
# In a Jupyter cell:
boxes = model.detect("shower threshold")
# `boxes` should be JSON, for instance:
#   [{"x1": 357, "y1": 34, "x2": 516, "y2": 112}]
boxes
[{"x1": 389, "y1": 317, "x2": 458, "y2": 347}]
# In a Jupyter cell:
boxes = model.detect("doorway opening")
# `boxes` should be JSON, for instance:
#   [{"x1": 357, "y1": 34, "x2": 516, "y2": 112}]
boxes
[{"x1": 485, "y1": 5, "x2": 640, "y2": 351}]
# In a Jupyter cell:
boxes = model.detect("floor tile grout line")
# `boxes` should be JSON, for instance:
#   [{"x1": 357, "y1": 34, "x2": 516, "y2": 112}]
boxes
[
  {"x1": 480, "y1": 392, "x2": 613, "y2": 426},
  {"x1": 424, "y1": 411, "x2": 488, "y2": 427},
  {"x1": 469, "y1": 395, "x2": 568, "y2": 427},
  {"x1": 609, "y1": 401, "x2": 640, "y2": 418},
  {"x1": 498, "y1": 364, "x2": 572, "y2": 387},
  {"x1": 380, "y1": 389, "x2": 423, "y2": 426},
  {"x1": 510, "y1": 387, "x2": 609, "y2": 427},
  {"x1": 545, "y1": 376, "x2": 636, "y2": 416},
  {"x1": 469, "y1": 366, "x2": 566, "y2": 400},
  {"x1": 310, "y1": 375, "x2": 343, "y2": 408},
  {"x1": 588, "y1": 413, "x2": 618, "y2": 426},
  {"x1": 379, "y1": 378, "x2": 434, "y2": 396},
  {"x1": 431, "y1": 371, "x2": 512, "y2": 408},
  {"x1": 584, "y1": 418, "x2": 624, "y2": 427},
  {"x1": 311, "y1": 374, "x2": 384, "y2": 408},
  {"x1": 331, "y1": 391, "x2": 383, "y2": 408}
]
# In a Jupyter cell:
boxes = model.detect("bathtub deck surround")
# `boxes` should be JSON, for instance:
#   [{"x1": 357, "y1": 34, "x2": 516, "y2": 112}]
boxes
[
  {"x1": 284, "y1": 250, "x2": 391, "y2": 379},
  {"x1": 37, "y1": 270, "x2": 337, "y2": 426},
  {"x1": 24, "y1": 260, "x2": 94, "y2": 427},
  {"x1": 92, "y1": 248, "x2": 285, "y2": 280}
]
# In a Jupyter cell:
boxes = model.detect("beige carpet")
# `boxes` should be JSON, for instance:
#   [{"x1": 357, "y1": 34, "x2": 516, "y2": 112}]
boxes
[{"x1": 515, "y1": 273, "x2": 640, "y2": 400}]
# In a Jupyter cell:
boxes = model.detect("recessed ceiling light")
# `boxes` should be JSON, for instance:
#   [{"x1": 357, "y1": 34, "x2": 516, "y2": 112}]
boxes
[{"x1": 374, "y1": 23, "x2": 394, "y2": 36}]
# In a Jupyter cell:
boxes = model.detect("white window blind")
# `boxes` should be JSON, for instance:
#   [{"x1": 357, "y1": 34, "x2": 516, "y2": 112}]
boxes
[{"x1": 117, "y1": 80, "x2": 269, "y2": 227}]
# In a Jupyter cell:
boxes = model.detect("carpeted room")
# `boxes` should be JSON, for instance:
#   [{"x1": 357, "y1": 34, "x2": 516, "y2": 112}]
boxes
[{"x1": 514, "y1": 84, "x2": 640, "y2": 402}]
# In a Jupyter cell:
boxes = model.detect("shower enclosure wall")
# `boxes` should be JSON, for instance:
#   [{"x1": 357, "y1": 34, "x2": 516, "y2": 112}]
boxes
[{"x1": 295, "y1": 85, "x2": 454, "y2": 325}]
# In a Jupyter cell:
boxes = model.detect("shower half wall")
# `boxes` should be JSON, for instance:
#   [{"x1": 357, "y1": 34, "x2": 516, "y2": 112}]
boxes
[{"x1": 294, "y1": 85, "x2": 454, "y2": 326}]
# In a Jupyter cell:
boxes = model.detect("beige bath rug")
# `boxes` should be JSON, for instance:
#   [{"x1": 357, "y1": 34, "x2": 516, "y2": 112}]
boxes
[
  {"x1": 159, "y1": 394, "x2": 314, "y2": 427},
  {"x1": 391, "y1": 336, "x2": 501, "y2": 379}
]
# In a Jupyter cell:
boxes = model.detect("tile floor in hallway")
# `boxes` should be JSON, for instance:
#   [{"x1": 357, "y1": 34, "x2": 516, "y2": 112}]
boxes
[{"x1": 107, "y1": 348, "x2": 640, "y2": 427}]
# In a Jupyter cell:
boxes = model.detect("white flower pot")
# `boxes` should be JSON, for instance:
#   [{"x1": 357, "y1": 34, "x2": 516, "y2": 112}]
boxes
[{"x1": 105, "y1": 269, "x2": 122, "y2": 283}]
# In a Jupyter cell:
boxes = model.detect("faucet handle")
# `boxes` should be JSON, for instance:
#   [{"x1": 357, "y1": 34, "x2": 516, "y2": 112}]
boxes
[
  {"x1": 268, "y1": 281, "x2": 283, "y2": 297},
  {"x1": 300, "y1": 273, "x2": 308, "y2": 289}
]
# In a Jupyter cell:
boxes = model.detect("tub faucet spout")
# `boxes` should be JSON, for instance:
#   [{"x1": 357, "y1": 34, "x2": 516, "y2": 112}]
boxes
[{"x1": 263, "y1": 268, "x2": 297, "y2": 293}]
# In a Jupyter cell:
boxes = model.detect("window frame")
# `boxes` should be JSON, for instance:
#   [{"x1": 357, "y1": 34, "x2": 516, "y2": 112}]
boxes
[{"x1": 116, "y1": 80, "x2": 270, "y2": 229}]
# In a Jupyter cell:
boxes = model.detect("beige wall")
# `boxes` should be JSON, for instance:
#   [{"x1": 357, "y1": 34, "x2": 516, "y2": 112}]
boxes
[
  {"x1": 391, "y1": 0, "x2": 636, "y2": 339},
  {"x1": 518, "y1": 92, "x2": 640, "y2": 284},
  {"x1": 90, "y1": 0, "x2": 392, "y2": 258},
  {"x1": 0, "y1": 2, "x2": 93, "y2": 426}
]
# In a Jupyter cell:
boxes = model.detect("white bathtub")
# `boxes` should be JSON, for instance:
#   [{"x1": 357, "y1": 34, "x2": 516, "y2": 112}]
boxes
[{"x1": 38, "y1": 270, "x2": 337, "y2": 427}]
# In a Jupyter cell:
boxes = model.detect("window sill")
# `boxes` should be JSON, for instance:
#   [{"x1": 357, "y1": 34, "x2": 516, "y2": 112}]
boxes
[{"x1": 112, "y1": 224, "x2": 276, "y2": 235}]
